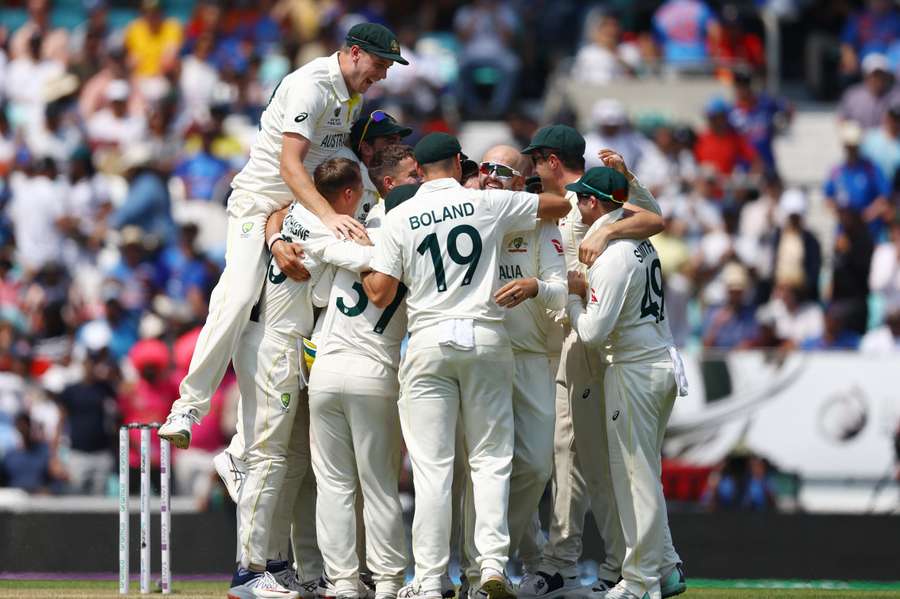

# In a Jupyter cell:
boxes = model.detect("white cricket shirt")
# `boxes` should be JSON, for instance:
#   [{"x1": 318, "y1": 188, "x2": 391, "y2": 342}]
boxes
[
  {"x1": 231, "y1": 53, "x2": 363, "y2": 212},
  {"x1": 567, "y1": 208, "x2": 674, "y2": 364},
  {"x1": 256, "y1": 203, "x2": 372, "y2": 338},
  {"x1": 498, "y1": 221, "x2": 566, "y2": 354},
  {"x1": 371, "y1": 177, "x2": 539, "y2": 333}
]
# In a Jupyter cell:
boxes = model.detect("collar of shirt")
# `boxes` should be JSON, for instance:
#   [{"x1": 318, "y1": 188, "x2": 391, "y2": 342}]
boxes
[
  {"x1": 583, "y1": 206, "x2": 625, "y2": 240},
  {"x1": 419, "y1": 177, "x2": 462, "y2": 192},
  {"x1": 327, "y1": 52, "x2": 356, "y2": 104}
]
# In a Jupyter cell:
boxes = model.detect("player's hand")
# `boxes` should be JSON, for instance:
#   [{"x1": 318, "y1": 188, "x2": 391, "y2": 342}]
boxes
[
  {"x1": 272, "y1": 240, "x2": 310, "y2": 282},
  {"x1": 494, "y1": 278, "x2": 538, "y2": 308},
  {"x1": 579, "y1": 228, "x2": 610, "y2": 266},
  {"x1": 567, "y1": 270, "x2": 588, "y2": 298},
  {"x1": 598, "y1": 149, "x2": 635, "y2": 181},
  {"x1": 323, "y1": 212, "x2": 370, "y2": 243}
]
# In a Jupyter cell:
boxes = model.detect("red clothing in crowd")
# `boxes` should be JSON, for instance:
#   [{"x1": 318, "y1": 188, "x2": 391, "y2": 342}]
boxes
[{"x1": 694, "y1": 129, "x2": 757, "y2": 175}]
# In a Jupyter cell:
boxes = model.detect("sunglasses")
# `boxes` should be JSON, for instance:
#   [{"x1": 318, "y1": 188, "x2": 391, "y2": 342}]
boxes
[
  {"x1": 479, "y1": 161, "x2": 522, "y2": 179},
  {"x1": 358, "y1": 110, "x2": 394, "y2": 148}
]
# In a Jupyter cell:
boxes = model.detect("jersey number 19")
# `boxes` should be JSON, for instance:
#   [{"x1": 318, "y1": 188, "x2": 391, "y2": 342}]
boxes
[{"x1": 417, "y1": 224, "x2": 483, "y2": 292}]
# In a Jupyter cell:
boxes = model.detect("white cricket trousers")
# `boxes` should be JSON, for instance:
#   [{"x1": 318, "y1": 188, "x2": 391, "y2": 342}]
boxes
[
  {"x1": 461, "y1": 351, "x2": 554, "y2": 581},
  {"x1": 233, "y1": 322, "x2": 303, "y2": 568},
  {"x1": 174, "y1": 191, "x2": 272, "y2": 417},
  {"x1": 604, "y1": 362, "x2": 680, "y2": 599},
  {"x1": 400, "y1": 321, "x2": 515, "y2": 592},
  {"x1": 541, "y1": 330, "x2": 625, "y2": 583},
  {"x1": 309, "y1": 353, "x2": 408, "y2": 596}
]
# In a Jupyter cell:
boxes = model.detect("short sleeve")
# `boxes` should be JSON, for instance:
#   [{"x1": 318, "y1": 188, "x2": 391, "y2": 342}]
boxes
[
  {"x1": 371, "y1": 210, "x2": 404, "y2": 280},
  {"x1": 280, "y1": 77, "x2": 328, "y2": 140},
  {"x1": 485, "y1": 190, "x2": 539, "y2": 235}
]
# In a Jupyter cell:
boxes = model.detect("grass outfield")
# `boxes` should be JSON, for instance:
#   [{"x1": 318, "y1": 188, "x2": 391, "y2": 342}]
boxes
[{"x1": 2, "y1": 580, "x2": 900, "y2": 599}]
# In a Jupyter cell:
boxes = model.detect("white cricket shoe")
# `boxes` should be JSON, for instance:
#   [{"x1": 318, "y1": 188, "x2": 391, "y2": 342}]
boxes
[
  {"x1": 317, "y1": 573, "x2": 373, "y2": 599},
  {"x1": 517, "y1": 571, "x2": 583, "y2": 599},
  {"x1": 213, "y1": 450, "x2": 247, "y2": 503},
  {"x1": 596, "y1": 583, "x2": 650, "y2": 599},
  {"x1": 479, "y1": 569, "x2": 515, "y2": 599},
  {"x1": 158, "y1": 408, "x2": 199, "y2": 449},
  {"x1": 228, "y1": 571, "x2": 300, "y2": 599},
  {"x1": 398, "y1": 582, "x2": 442, "y2": 599},
  {"x1": 270, "y1": 567, "x2": 318, "y2": 599}
]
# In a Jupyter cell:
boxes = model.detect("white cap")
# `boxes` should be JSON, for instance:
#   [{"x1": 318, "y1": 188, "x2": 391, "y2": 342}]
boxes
[
  {"x1": 779, "y1": 188, "x2": 807, "y2": 217},
  {"x1": 839, "y1": 120, "x2": 863, "y2": 146},
  {"x1": 862, "y1": 52, "x2": 890, "y2": 75},
  {"x1": 591, "y1": 98, "x2": 628, "y2": 127},
  {"x1": 106, "y1": 79, "x2": 130, "y2": 102},
  {"x1": 722, "y1": 261, "x2": 749, "y2": 291}
]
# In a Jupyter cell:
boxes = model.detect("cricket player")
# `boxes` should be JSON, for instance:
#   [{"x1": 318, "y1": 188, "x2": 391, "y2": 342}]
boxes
[
  {"x1": 565, "y1": 166, "x2": 688, "y2": 599},
  {"x1": 361, "y1": 132, "x2": 571, "y2": 599},
  {"x1": 308, "y1": 184, "x2": 421, "y2": 599},
  {"x1": 159, "y1": 23, "x2": 407, "y2": 449},
  {"x1": 228, "y1": 158, "x2": 376, "y2": 599},
  {"x1": 457, "y1": 145, "x2": 566, "y2": 595},
  {"x1": 518, "y1": 127, "x2": 665, "y2": 599},
  {"x1": 335, "y1": 111, "x2": 413, "y2": 224}
]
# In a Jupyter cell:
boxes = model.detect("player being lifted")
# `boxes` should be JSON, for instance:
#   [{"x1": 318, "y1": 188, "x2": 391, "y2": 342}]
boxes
[
  {"x1": 565, "y1": 163, "x2": 688, "y2": 599},
  {"x1": 362, "y1": 133, "x2": 571, "y2": 599},
  {"x1": 227, "y1": 158, "x2": 375, "y2": 599},
  {"x1": 159, "y1": 23, "x2": 407, "y2": 449}
]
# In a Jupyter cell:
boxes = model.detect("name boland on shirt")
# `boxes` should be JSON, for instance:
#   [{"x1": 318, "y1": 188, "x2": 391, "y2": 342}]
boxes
[
  {"x1": 231, "y1": 52, "x2": 362, "y2": 213},
  {"x1": 371, "y1": 178, "x2": 539, "y2": 334}
]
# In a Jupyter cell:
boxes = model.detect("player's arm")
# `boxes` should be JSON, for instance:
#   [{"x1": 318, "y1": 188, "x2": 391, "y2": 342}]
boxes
[
  {"x1": 281, "y1": 133, "x2": 369, "y2": 242},
  {"x1": 317, "y1": 239, "x2": 374, "y2": 273},
  {"x1": 566, "y1": 254, "x2": 629, "y2": 348},
  {"x1": 265, "y1": 205, "x2": 310, "y2": 282},
  {"x1": 579, "y1": 149, "x2": 664, "y2": 266},
  {"x1": 362, "y1": 212, "x2": 403, "y2": 308},
  {"x1": 536, "y1": 192, "x2": 571, "y2": 220}
]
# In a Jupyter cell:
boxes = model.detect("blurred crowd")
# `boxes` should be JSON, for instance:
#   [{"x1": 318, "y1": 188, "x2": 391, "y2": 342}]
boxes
[{"x1": 0, "y1": 0, "x2": 899, "y2": 501}]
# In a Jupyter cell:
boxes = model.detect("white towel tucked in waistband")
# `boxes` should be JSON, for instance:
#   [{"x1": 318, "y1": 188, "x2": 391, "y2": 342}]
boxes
[
  {"x1": 668, "y1": 346, "x2": 689, "y2": 397},
  {"x1": 437, "y1": 319, "x2": 475, "y2": 351}
]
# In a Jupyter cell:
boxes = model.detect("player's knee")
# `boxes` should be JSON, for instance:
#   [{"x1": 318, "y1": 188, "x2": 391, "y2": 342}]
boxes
[{"x1": 514, "y1": 450, "x2": 553, "y2": 485}]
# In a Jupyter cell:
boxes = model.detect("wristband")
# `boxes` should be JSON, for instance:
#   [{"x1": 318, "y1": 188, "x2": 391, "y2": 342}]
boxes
[{"x1": 267, "y1": 232, "x2": 285, "y2": 252}]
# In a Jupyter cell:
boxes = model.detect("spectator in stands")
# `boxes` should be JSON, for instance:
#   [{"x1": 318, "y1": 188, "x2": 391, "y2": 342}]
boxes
[
  {"x1": 861, "y1": 103, "x2": 900, "y2": 183},
  {"x1": 1, "y1": 412, "x2": 67, "y2": 494},
  {"x1": 801, "y1": 303, "x2": 862, "y2": 350},
  {"x1": 5, "y1": 32, "x2": 64, "y2": 135},
  {"x1": 8, "y1": 0, "x2": 69, "y2": 65},
  {"x1": 179, "y1": 32, "x2": 221, "y2": 128},
  {"x1": 26, "y1": 101, "x2": 86, "y2": 169},
  {"x1": 571, "y1": 11, "x2": 640, "y2": 85},
  {"x1": 762, "y1": 273, "x2": 824, "y2": 349},
  {"x1": 86, "y1": 80, "x2": 148, "y2": 151},
  {"x1": 454, "y1": 0, "x2": 521, "y2": 119},
  {"x1": 694, "y1": 97, "x2": 759, "y2": 177},
  {"x1": 702, "y1": 261, "x2": 758, "y2": 349},
  {"x1": 861, "y1": 298, "x2": 900, "y2": 351},
  {"x1": 729, "y1": 68, "x2": 792, "y2": 173},
  {"x1": 124, "y1": 0, "x2": 183, "y2": 79},
  {"x1": 839, "y1": 53, "x2": 900, "y2": 130},
  {"x1": 8, "y1": 157, "x2": 66, "y2": 274},
  {"x1": 652, "y1": 214, "x2": 694, "y2": 346},
  {"x1": 0, "y1": 109, "x2": 14, "y2": 176},
  {"x1": 77, "y1": 298, "x2": 138, "y2": 362},
  {"x1": 105, "y1": 227, "x2": 161, "y2": 313},
  {"x1": 109, "y1": 145, "x2": 175, "y2": 246},
  {"x1": 652, "y1": 0, "x2": 717, "y2": 68},
  {"x1": 160, "y1": 224, "x2": 213, "y2": 320},
  {"x1": 636, "y1": 121, "x2": 697, "y2": 198},
  {"x1": 824, "y1": 121, "x2": 892, "y2": 239},
  {"x1": 832, "y1": 203, "x2": 875, "y2": 335},
  {"x1": 702, "y1": 452, "x2": 776, "y2": 511},
  {"x1": 59, "y1": 350, "x2": 118, "y2": 495},
  {"x1": 870, "y1": 218, "x2": 900, "y2": 308},
  {"x1": 771, "y1": 189, "x2": 821, "y2": 304},
  {"x1": 584, "y1": 99, "x2": 650, "y2": 171},
  {"x1": 840, "y1": 0, "x2": 900, "y2": 79},
  {"x1": 738, "y1": 172, "x2": 781, "y2": 270},
  {"x1": 120, "y1": 338, "x2": 176, "y2": 490},
  {"x1": 173, "y1": 128, "x2": 231, "y2": 202},
  {"x1": 707, "y1": 5, "x2": 765, "y2": 75}
]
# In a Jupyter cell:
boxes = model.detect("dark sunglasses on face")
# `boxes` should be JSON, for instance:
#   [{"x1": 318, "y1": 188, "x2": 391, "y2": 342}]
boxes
[{"x1": 479, "y1": 161, "x2": 522, "y2": 179}]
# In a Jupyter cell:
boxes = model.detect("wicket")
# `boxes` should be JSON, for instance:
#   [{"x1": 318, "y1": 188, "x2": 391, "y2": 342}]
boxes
[{"x1": 119, "y1": 423, "x2": 172, "y2": 595}]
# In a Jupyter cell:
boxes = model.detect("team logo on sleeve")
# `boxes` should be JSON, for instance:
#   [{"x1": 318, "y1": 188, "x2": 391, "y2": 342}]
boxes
[
  {"x1": 241, "y1": 222, "x2": 254, "y2": 238},
  {"x1": 280, "y1": 393, "x2": 292, "y2": 410},
  {"x1": 507, "y1": 236, "x2": 528, "y2": 253},
  {"x1": 551, "y1": 239, "x2": 564, "y2": 255},
  {"x1": 294, "y1": 112, "x2": 309, "y2": 123}
]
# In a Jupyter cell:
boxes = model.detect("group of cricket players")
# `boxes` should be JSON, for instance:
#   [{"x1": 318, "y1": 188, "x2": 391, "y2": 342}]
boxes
[{"x1": 154, "y1": 22, "x2": 689, "y2": 599}]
